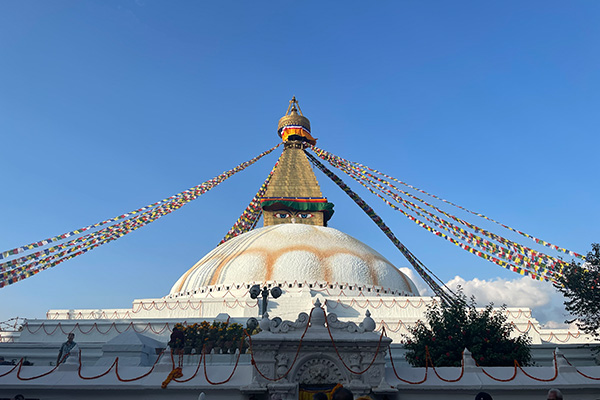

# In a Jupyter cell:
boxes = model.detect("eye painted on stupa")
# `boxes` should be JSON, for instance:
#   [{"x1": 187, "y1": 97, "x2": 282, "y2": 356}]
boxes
[
  {"x1": 297, "y1": 213, "x2": 314, "y2": 219},
  {"x1": 274, "y1": 212, "x2": 292, "y2": 219}
]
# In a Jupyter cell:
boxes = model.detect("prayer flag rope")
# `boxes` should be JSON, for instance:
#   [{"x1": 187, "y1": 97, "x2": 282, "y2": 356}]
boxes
[
  {"x1": 318, "y1": 154, "x2": 559, "y2": 282},
  {"x1": 399, "y1": 199, "x2": 558, "y2": 281},
  {"x1": 318, "y1": 148, "x2": 566, "y2": 272},
  {"x1": 316, "y1": 153, "x2": 547, "y2": 281},
  {"x1": 218, "y1": 162, "x2": 279, "y2": 245},
  {"x1": 349, "y1": 171, "x2": 555, "y2": 281},
  {"x1": 309, "y1": 146, "x2": 573, "y2": 283},
  {"x1": 0, "y1": 144, "x2": 281, "y2": 262},
  {"x1": 1, "y1": 200, "x2": 180, "y2": 286},
  {"x1": 304, "y1": 151, "x2": 456, "y2": 305},
  {"x1": 0, "y1": 144, "x2": 281, "y2": 288},
  {"x1": 316, "y1": 147, "x2": 584, "y2": 260}
]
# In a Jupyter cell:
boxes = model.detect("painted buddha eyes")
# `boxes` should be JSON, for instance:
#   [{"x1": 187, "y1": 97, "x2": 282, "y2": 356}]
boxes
[
  {"x1": 297, "y1": 213, "x2": 314, "y2": 219},
  {"x1": 273, "y1": 212, "x2": 314, "y2": 219}
]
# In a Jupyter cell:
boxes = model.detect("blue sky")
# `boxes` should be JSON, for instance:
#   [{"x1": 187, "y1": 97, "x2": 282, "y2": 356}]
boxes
[{"x1": 1, "y1": 1, "x2": 599, "y2": 326}]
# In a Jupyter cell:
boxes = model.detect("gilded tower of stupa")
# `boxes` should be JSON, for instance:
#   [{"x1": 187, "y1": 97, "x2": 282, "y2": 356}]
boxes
[{"x1": 261, "y1": 97, "x2": 334, "y2": 227}]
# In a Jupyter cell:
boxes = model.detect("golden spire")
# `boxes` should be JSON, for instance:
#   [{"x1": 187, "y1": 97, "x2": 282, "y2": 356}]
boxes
[{"x1": 261, "y1": 98, "x2": 333, "y2": 226}]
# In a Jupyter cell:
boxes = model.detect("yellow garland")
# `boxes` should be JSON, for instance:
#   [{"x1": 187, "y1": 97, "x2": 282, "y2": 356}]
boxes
[{"x1": 161, "y1": 367, "x2": 183, "y2": 389}]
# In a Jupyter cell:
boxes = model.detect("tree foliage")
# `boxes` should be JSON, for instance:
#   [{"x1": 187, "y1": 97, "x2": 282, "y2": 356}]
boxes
[
  {"x1": 554, "y1": 243, "x2": 600, "y2": 337},
  {"x1": 404, "y1": 292, "x2": 531, "y2": 367}
]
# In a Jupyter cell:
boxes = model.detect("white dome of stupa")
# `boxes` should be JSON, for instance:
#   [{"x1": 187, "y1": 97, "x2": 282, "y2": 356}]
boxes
[{"x1": 170, "y1": 224, "x2": 419, "y2": 296}]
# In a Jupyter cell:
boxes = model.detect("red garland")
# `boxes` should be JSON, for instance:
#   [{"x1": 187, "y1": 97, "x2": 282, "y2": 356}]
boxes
[
  {"x1": 77, "y1": 351, "x2": 117, "y2": 380},
  {"x1": 324, "y1": 307, "x2": 385, "y2": 375},
  {"x1": 173, "y1": 350, "x2": 203, "y2": 383},
  {"x1": 560, "y1": 353, "x2": 600, "y2": 380},
  {"x1": 202, "y1": 341, "x2": 244, "y2": 385},
  {"x1": 16, "y1": 359, "x2": 59, "y2": 381},
  {"x1": 388, "y1": 343, "x2": 428, "y2": 384},
  {"x1": 0, "y1": 359, "x2": 21, "y2": 378},
  {"x1": 246, "y1": 310, "x2": 313, "y2": 382}
]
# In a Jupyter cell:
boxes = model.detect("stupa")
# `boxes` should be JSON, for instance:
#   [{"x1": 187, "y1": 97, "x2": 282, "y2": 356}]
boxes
[
  {"x1": 0, "y1": 98, "x2": 592, "y2": 360},
  {"x1": 1, "y1": 99, "x2": 598, "y2": 400},
  {"x1": 170, "y1": 96, "x2": 419, "y2": 310}
]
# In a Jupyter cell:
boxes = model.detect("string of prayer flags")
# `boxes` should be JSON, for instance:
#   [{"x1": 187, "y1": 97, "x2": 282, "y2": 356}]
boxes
[
  {"x1": 315, "y1": 147, "x2": 566, "y2": 272},
  {"x1": 0, "y1": 144, "x2": 281, "y2": 288},
  {"x1": 304, "y1": 151, "x2": 456, "y2": 305},
  {"x1": 218, "y1": 162, "x2": 279, "y2": 245},
  {"x1": 308, "y1": 146, "x2": 576, "y2": 283},
  {"x1": 315, "y1": 146, "x2": 584, "y2": 261},
  {"x1": 336, "y1": 157, "x2": 558, "y2": 281}
]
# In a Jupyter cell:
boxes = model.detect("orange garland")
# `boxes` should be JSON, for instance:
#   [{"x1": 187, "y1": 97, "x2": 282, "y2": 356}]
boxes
[{"x1": 161, "y1": 367, "x2": 183, "y2": 389}]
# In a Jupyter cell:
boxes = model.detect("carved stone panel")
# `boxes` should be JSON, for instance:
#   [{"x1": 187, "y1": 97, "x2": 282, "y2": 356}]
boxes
[{"x1": 294, "y1": 358, "x2": 345, "y2": 385}]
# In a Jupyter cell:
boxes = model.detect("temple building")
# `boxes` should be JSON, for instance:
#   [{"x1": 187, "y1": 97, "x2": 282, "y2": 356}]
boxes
[{"x1": 0, "y1": 99, "x2": 598, "y2": 399}]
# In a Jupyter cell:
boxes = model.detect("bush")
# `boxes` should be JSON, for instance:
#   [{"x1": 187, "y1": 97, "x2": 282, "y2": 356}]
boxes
[
  {"x1": 554, "y1": 243, "x2": 600, "y2": 337},
  {"x1": 404, "y1": 291, "x2": 531, "y2": 367}
]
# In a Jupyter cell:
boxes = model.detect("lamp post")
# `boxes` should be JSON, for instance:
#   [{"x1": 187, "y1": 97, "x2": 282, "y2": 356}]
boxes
[{"x1": 250, "y1": 284, "x2": 283, "y2": 317}]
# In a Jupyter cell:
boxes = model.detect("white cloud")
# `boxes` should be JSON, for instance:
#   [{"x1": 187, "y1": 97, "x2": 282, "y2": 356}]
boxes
[
  {"x1": 399, "y1": 267, "x2": 433, "y2": 296},
  {"x1": 443, "y1": 276, "x2": 571, "y2": 327},
  {"x1": 398, "y1": 269, "x2": 574, "y2": 327},
  {"x1": 445, "y1": 275, "x2": 552, "y2": 308},
  {"x1": 541, "y1": 320, "x2": 577, "y2": 330}
]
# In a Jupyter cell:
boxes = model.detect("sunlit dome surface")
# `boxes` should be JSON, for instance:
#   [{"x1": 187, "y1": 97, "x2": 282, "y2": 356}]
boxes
[{"x1": 170, "y1": 224, "x2": 419, "y2": 296}]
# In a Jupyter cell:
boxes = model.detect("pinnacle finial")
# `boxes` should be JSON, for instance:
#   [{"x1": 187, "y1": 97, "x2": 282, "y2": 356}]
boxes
[
  {"x1": 286, "y1": 95, "x2": 302, "y2": 116},
  {"x1": 278, "y1": 97, "x2": 314, "y2": 145}
]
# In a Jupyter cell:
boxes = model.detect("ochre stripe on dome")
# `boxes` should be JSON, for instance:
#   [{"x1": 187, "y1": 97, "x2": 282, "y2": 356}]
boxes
[
  {"x1": 170, "y1": 225, "x2": 418, "y2": 296},
  {"x1": 200, "y1": 245, "x2": 389, "y2": 286},
  {"x1": 174, "y1": 225, "x2": 277, "y2": 292},
  {"x1": 362, "y1": 253, "x2": 380, "y2": 287}
]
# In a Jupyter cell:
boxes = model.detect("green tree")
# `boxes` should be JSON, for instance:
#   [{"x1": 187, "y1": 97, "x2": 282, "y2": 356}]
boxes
[
  {"x1": 554, "y1": 243, "x2": 600, "y2": 337},
  {"x1": 404, "y1": 291, "x2": 531, "y2": 367}
]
